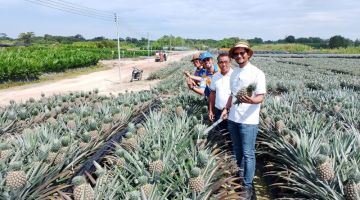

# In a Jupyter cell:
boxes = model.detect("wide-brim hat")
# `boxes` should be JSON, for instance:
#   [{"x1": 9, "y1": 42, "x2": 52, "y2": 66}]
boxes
[
  {"x1": 229, "y1": 41, "x2": 254, "y2": 58},
  {"x1": 191, "y1": 53, "x2": 200, "y2": 61}
]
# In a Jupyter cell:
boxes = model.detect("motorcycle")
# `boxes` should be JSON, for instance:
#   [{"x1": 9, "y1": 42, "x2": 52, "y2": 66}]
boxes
[{"x1": 130, "y1": 67, "x2": 143, "y2": 82}]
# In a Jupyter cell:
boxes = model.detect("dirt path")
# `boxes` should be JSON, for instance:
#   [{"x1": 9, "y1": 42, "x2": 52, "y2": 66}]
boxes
[{"x1": 0, "y1": 51, "x2": 195, "y2": 106}]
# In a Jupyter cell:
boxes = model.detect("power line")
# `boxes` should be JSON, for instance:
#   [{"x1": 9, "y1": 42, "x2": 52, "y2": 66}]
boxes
[
  {"x1": 42, "y1": 0, "x2": 113, "y2": 18},
  {"x1": 55, "y1": 0, "x2": 113, "y2": 16},
  {"x1": 24, "y1": 0, "x2": 113, "y2": 21}
]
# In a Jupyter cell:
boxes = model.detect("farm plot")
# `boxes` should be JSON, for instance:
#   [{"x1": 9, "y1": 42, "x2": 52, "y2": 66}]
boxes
[{"x1": 252, "y1": 55, "x2": 360, "y2": 199}]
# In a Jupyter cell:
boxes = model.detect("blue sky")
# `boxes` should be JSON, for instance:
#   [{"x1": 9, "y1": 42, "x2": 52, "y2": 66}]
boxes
[{"x1": 1, "y1": 0, "x2": 359, "y2": 40}]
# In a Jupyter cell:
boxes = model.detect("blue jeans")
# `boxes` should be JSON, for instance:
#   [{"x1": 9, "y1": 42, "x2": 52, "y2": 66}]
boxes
[{"x1": 228, "y1": 120, "x2": 258, "y2": 188}]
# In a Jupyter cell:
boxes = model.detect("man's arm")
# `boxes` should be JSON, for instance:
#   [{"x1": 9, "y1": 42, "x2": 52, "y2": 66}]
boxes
[
  {"x1": 184, "y1": 71, "x2": 202, "y2": 81},
  {"x1": 220, "y1": 95, "x2": 233, "y2": 119},
  {"x1": 191, "y1": 86, "x2": 204, "y2": 95},
  {"x1": 208, "y1": 91, "x2": 216, "y2": 122}
]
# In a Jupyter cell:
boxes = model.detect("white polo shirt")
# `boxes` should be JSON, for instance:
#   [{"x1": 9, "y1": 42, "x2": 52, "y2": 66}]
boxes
[
  {"x1": 209, "y1": 68, "x2": 233, "y2": 110},
  {"x1": 228, "y1": 62, "x2": 266, "y2": 125}
]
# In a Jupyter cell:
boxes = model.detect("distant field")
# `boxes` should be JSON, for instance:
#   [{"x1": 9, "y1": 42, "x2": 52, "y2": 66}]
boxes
[
  {"x1": 253, "y1": 43, "x2": 360, "y2": 54},
  {"x1": 0, "y1": 44, "x2": 152, "y2": 83}
]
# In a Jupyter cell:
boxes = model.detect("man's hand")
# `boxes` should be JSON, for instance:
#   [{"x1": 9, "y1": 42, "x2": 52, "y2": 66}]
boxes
[
  {"x1": 183, "y1": 71, "x2": 191, "y2": 77},
  {"x1": 239, "y1": 94, "x2": 265, "y2": 104},
  {"x1": 186, "y1": 77, "x2": 195, "y2": 89},
  {"x1": 239, "y1": 95, "x2": 255, "y2": 104},
  {"x1": 208, "y1": 111, "x2": 215, "y2": 122},
  {"x1": 220, "y1": 108, "x2": 228, "y2": 120}
]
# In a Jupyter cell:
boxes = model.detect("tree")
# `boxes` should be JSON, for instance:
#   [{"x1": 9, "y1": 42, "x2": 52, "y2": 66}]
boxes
[
  {"x1": 329, "y1": 35, "x2": 349, "y2": 48},
  {"x1": 285, "y1": 35, "x2": 296, "y2": 43},
  {"x1": 0, "y1": 33, "x2": 8, "y2": 39},
  {"x1": 74, "y1": 34, "x2": 85, "y2": 41},
  {"x1": 18, "y1": 32, "x2": 35, "y2": 44},
  {"x1": 355, "y1": 39, "x2": 360, "y2": 47}
]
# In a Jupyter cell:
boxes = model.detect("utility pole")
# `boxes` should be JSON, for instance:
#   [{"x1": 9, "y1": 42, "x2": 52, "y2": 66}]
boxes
[
  {"x1": 114, "y1": 13, "x2": 121, "y2": 81},
  {"x1": 147, "y1": 32, "x2": 150, "y2": 58},
  {"x1": 169, "y1": 35, "x2": 172, "y2": 51}
]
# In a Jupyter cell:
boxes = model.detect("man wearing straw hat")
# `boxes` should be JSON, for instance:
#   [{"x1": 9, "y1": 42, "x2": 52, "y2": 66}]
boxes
[{"x1": 221, "y1": 40, "x2": 266, "y2": 199}]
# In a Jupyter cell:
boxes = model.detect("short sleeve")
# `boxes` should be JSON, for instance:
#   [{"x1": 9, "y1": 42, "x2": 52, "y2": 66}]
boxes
[{"x1": 255, "y1": 71, "x2": 266, "y2": 95}]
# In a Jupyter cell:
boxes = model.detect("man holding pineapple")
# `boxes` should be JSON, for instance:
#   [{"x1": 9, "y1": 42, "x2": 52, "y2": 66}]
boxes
[{"x1": 221, "y1": 40, "x2": 266, "y2": 199}]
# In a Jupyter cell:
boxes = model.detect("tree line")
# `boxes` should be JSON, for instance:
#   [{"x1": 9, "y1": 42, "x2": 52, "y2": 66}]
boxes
[{"x1": 0, "y1": 32, "x2": 359, "y2": 50}]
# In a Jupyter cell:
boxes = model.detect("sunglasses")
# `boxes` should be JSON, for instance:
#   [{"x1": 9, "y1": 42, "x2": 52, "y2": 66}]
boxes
[
  {"x1": 201, "y1": 57, "x2": 211, "y2": 62},
  {"x1": 232, "y1": 51, "x2": 247, "y2": 57},
  {"x1": 191, "y1": 59, "x2": 200, "y2": 62}
]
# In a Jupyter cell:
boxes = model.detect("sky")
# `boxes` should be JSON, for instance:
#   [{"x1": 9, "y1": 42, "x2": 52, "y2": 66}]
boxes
[{"x1": 0, "y1": 0, "x2": 359, "y2": 41}]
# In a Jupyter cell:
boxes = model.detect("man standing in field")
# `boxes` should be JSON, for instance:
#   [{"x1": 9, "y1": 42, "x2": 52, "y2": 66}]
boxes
[
  {"x1": 221, "y1": 41, "x2": 266, "y2": 199},
  {"x1": 184, "y1": 53, "x2": 206, "y2": 90},
  {"x1": 208, "y1": 53, "x2": 233, "y2": 125}
]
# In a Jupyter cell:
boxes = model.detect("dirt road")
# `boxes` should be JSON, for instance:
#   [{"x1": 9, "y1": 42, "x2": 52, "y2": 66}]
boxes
[{"x1": 0, "y1": 51, "x2": 194, "y2": 106}]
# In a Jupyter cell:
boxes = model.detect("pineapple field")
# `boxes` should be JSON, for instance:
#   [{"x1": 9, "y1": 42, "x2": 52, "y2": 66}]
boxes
[{"x1": 0, "y1": 53, "x2": 359, "y2": 199}]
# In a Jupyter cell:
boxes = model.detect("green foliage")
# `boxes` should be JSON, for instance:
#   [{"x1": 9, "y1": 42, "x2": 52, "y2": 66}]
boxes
[{"x1": 329, "y1": 35, "x2": 350, "y2": 49}]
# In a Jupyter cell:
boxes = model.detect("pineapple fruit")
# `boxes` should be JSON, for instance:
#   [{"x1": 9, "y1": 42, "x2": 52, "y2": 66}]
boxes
[
  {"x1": 121, "y1": 132, "x2": 138, "y2": 152},
  {"x1": 6, "y1": 162, "x2": 27, "y2": 190},
  {"x1": 149, "y1": 150, "x2": 164, "y2": 174},
  {"x1": 138, "y1": 175, "x2": 153, "y2": 198},
  {"x1": 234, "y1": 83, "x2": 256, "y2": 105},
  {"x1": 314, "y1": 154, "x2": 334, "y2": 182},
  {"x1": 0, "y1": 143, "x2": 12, "y2": 160},
  {"x1": 188, "y1": 167, "x2": 204, "y2": 193},
  {"x1": 175, "y1": 106, "x2": 185, "y2": 116},
  {"x1": 344, "y1": 172, "x2": 360, "y2": 200},
  {"x1": 72, "y1": 176, "x2": 94, "y2": 200}
]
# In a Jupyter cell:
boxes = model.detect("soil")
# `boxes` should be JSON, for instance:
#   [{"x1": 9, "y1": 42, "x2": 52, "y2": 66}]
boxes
[{"x1": 0, "y1": 51, "x2": 195, "y2": 106}]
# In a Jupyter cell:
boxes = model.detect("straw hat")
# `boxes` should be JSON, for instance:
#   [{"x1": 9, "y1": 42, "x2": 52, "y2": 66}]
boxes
[
  {"x1": 229, "y1": 40, "x2": 254, "y2": 58},
  {"x1": 191, "y1": 53, "x2": 200, "y2": 61}
]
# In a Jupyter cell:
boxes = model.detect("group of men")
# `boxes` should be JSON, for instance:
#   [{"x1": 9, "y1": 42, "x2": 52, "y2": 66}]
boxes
[{"x1": 183, "y1": 40, "x2": 266, "y2": 199}]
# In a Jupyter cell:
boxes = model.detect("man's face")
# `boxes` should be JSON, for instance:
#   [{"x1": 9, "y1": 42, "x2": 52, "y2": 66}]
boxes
[
  {"x1": 232, "y1": 47, "x2": 250, "y2": 65},
  {"x1": 201, "y1": 57, "x2": 213, "y2": 70},
  {"x1": 217, "y1": 56, "x2": 231, "y2": 73},
  {"x1": 192, "y1": 59, "x2": 201, "y2": 68}
]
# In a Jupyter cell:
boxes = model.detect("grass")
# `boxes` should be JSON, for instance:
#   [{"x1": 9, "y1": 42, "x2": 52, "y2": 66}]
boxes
[{"x1": 0, "y1": 63, "x2": 110, "y2": 90}]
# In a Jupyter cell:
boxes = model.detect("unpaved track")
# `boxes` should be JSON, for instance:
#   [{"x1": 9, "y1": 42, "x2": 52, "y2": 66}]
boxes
[{"x1": 0, "y1": 51, "x2": 195, "y2": 106}]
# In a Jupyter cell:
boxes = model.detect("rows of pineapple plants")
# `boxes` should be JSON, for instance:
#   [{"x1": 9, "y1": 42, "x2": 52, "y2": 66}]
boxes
[
  {"x1": 50, "y1": 59, "x2": 244, "y2": 199},
  {"x1": 251, "y1": 55, "x2": 360, "y2": 199},
  {"x1": 66, "y1": 95, "x2": 241, "y2": 199},
  {"x1": 0, "y1": 45, "x2": 150, "y2": 82},
  {"x1": 0, "y1": 88, "x2": 159, "y2": 199},
  {"x1": 253, "y1": 56, "x2": 360, "y2": 94},
  {"x1": 0, "y1": 56, "x2": 242, "y2": 199}
]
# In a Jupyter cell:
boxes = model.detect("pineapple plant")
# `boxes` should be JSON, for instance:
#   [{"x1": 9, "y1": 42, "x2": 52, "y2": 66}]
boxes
[
  {"x1": 5, "y1": 162, "x2": 27, "y2": 190},
  {"x1": 79, "y1": 132, "x2": 92, "y2": 149},
  {"x1": 138, "y1": 175, "x2": 153, "y2": 198},
  {"x1": 60, "y1": 136, "x2": 71, "y2": 153},
  {"x1": 344, "y1": 172, "x2": 360, "y2": 200},
  {"x1": 0, "y1": 143, "x2": 12, "y2": 160},
  {"x1": 314, "y1": 154, "x2": 334, "y2": 182},
  {"x1": 72, "y1": 176, "x2": 94, "y2": 200},
  {"x1": 47, "y1": 139, "x2": 64, "y2": 165},
  {"x1": 101, "y1": 116, "x2": 112, "y2": 135},
  {"x1": 197, "y1": 150, "x2": 209, "y2": 168},
  {"x1": 234, "y1": 83, "x2": 256, "y2": 105},
  {"x1": 188, "y1": 167, "x2": 204, "y2": 193},
  {"x1": 149, "y1": 150, "x2": 164, "y2": 174},
  {"x1": 175, "y1": 106, "x2": 185, "y2": 116},
  {"x1": 67, "y1": 119, "x2": 77, "y2": 130},
  {"x1": 274, "y1": 115, "x2": 286, "y2": 133},
  {"x1": 93, "y1": 161, "x2": 109, "y2": 187},
  {"x1": 121, "y1": 132, "x2": 138, "y2": 152}
]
